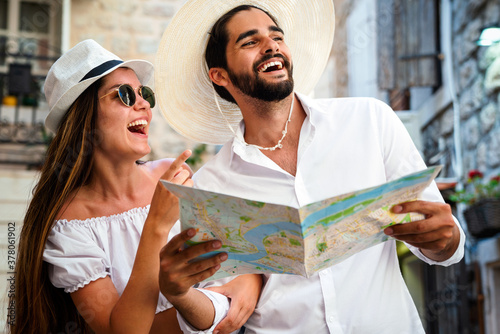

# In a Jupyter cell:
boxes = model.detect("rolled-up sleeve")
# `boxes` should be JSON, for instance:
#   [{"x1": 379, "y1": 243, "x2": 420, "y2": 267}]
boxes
[{"x1": 176, "y1": 288, "x2": 233, "y2": 334}]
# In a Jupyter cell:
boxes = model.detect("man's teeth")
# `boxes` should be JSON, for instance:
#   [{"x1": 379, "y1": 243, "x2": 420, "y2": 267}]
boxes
[
  {"x1": 258, "y1": 61, "x2": 283, "y2": 73},
  {"x1": 127, "y1": 120, "x2": 148, "y2": 129}
]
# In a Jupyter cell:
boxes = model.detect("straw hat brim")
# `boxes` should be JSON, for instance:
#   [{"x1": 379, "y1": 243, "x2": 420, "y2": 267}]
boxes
[
  {"x1": 45, "y1": 60, "x2": 153, "y2": 133},
  {"x1": 155, "y1": 0, "x2": 335, "y2": 145}
]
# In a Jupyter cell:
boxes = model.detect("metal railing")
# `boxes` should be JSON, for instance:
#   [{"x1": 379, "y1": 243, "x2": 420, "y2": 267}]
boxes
[
  {"x1": 0, "y1": 73, "x2": 51, "y2": 168},
  {"x1": 0, "y1": 36, "x2": 62, "y2": 167},
  {"x1": 0, "y1": 40, "x2": 60, "y2": 167}
]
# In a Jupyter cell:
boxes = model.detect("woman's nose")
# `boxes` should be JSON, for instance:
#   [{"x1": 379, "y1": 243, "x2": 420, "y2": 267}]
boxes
[{"x1": 133, "y1": 90, "x2": 150, "y2": 110}]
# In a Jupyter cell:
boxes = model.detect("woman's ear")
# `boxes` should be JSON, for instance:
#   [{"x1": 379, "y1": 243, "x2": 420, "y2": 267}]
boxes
[{"x1": 208, "y1": 68, "x2": 229, "y2": 87}]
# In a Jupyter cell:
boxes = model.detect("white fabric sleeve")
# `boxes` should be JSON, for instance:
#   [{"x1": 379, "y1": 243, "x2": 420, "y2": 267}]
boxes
[
  {"x1": 43, "y1": 222, "x2": 110, "y2": 293},
  {"x1": 175, "y1": 289, "x2": 231, "y2": 334},
  {"x1": 375, "y1": 99, "x2": 465, "y2": 265},
  {"x1": 405, "y1": 206, "x2": 466, "y2": 266}
]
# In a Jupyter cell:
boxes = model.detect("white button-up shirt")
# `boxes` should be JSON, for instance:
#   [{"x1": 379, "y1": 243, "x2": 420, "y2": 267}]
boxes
[{"x1": 193, "y1": 93, "x2": 465, "y2": 333}]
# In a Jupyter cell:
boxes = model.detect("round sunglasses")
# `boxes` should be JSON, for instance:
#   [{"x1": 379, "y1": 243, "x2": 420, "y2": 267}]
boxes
[{"x1": 99, "y1": 84, "x2": 156, "y2": 108}]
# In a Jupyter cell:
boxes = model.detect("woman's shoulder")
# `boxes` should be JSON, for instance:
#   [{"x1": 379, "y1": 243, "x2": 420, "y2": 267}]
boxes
[
  {"x1": 53, "y1": 205, "x2": 150, "y2": 227},
  {"x1": 56, "y1": 186, "x2": 150, "y2": 222},
  {"x1": 56, "y1": 189, "x2": 93, "y2": 221}
]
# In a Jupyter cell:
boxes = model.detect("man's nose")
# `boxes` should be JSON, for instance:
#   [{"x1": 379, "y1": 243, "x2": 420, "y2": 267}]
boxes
[{"x1": 263, "y1": 37, "x2": 280, "y2": 54}]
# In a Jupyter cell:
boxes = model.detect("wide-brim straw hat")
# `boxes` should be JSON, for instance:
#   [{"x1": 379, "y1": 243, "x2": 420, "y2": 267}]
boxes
[
  {"x1": 155, "y1": 0, "x2": 335, "y2": 145},
  {"x1": 44, "y1": 39, "x2": 154, "y2": 133}
]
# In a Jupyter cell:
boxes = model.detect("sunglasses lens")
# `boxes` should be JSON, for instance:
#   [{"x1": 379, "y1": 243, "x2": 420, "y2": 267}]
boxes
[
  {"x1": 141, "y1": 86, "x2": 156, "y2": 108},
  {"x1": 118, "y1": 85, "x2": 136, "y2": 107}
]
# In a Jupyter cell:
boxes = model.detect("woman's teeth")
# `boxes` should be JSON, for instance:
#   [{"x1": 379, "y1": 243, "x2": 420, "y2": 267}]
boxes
[
  {"x1": 127, "y1": 120, "x2": 148, "y2": 133},
  {"x1": 127, "y1": 120, "x2": 148, "y2": 129}
]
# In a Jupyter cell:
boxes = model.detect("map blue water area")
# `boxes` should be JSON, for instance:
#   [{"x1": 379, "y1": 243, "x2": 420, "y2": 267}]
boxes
[
  {"x1": 193, "y1": 220, "x2": 303, "y2": 274},
  {"x1": 227, "y1": 220, "x2": 301, "y2": 259},
  {"x1": 300, "y1": 172, "x2": 433, "y2": 236},
  {"x1": 228, "y1": 220, "x2": 303, "y2": 273}
]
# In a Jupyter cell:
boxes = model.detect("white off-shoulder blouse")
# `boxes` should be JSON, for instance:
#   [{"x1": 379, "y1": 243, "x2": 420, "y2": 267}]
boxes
[{"x1": 43, "y1": 205, "x2": 178, "y2": 314}]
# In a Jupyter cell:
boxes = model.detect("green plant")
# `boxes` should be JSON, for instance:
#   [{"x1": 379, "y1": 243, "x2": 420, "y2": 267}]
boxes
[
  {"x1": 449, "y1": 170, "x2": 500, "y2": 205},
  {"x1": 186, "y1": 143, "x2": 207, "y2": 170}
]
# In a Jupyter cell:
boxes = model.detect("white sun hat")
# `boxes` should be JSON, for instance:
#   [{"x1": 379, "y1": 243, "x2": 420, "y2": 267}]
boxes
[
  {"x1": 44, "y1": 39, "x2": 154, "y2": 133},
  {"x1": 155, "y1": 0, "x2": 335, "y2": 145}
]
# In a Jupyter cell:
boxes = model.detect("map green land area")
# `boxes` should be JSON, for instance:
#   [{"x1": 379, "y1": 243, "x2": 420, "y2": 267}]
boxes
[{"x1": 161, "y1": 166, "x2": 442, "y2": 281}]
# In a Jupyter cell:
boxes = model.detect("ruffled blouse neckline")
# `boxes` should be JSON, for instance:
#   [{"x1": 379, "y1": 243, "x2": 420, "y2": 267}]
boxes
[{"x1": 54, "y1": 205, "x2": 150, "y2": 226}]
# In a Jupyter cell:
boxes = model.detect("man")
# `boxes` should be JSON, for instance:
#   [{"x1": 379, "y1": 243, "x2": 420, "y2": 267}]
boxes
[{"x1": 156, "y1": 0, "x2": 465, "y2": 332}]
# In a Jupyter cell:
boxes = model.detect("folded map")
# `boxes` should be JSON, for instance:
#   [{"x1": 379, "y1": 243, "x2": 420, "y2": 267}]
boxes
[{"x1": 161, "y1": 165, "x2": 442, "y2": 280}]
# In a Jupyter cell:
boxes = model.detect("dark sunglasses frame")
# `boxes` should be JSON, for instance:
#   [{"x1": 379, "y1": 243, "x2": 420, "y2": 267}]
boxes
[{"x1": 99, "y1": 84, "x2": 156, "y2": 108}]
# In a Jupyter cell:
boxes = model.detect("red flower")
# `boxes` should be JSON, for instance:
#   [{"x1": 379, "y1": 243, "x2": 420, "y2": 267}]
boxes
[
  {"x1": 468, "y1": 170, "x2": 483, "y2": 180},
  {"x1": 451, "y1": 170, "x2": 500, "y2": 204}
]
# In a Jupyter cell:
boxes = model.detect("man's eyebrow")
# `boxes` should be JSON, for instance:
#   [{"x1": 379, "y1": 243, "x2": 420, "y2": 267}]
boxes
[
  {"x1": 236, "y1": 29, "x2": 258, "y2": 44},
  {"x1": 270, "y1": 25, "x2": 284, "y2": 34},
  {"x1": 235, "y1": 25, "x2": 284, "y2": 44}
]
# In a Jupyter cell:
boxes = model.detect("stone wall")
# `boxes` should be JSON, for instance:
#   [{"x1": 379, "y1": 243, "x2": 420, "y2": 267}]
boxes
[
  {"x1": 423, "y1": 0, "x2": 500, "y2": 178},
  {"x1": 331, "y1": 0, "x2": 350, "y2": 98}
]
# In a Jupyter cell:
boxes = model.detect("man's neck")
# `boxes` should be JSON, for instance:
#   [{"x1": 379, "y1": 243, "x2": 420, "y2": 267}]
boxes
[
  {"x1": 238, "y1": 93, "x2": 306, "y2": 176},
  {"x1": 238, "y1": 94, "x2": 296, "y2": 146}
]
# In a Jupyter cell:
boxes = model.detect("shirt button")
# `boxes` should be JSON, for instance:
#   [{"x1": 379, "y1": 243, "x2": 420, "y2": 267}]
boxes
[{"x1": 329, "y1": 316, "x2": 335, "y2": 322}]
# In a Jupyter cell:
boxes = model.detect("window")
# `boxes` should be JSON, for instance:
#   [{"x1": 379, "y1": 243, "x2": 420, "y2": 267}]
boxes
[
  {"x1": 377, "y1": 0, "x2": 441, "y2": 91},
  {"x1": 0, "y1": 0, "x2": 7, "y2": 30},
  {"x1": 0, "y1": 0, "x2": 62, "y2": 165},
  {"x1": 0, "y1": 0, "x2": 62, "y2": 76},
  {"x1": 19, "y1": 1, "x2": 51, "y2": 33},
  {"x1": 0, "y1": 0, "x2": 8, "y2": 66}
]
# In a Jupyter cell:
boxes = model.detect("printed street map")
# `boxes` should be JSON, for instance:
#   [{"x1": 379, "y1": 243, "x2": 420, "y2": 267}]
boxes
[{"x1": 161, "y1": 166, "x2": 442, "y2": 281}]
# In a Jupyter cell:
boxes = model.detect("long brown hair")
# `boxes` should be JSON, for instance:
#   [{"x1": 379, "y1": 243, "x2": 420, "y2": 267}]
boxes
[{"x1": 10, "y1": 79, "x2": 103, "y2": 334}]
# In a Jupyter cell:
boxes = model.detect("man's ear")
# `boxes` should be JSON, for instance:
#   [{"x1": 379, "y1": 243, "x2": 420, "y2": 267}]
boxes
[{"x1": 209, "y1": 68, "x2": 229, "y2": 87}]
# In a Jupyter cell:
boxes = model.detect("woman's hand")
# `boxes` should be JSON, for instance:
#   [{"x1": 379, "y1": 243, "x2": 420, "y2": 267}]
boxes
[
  {"x1": 206, "y1": 274, "x2": 263, "y2": 333},
  {"x1": 159, "y1": 149, "x2": 194, "y2": 185},
  {"x1": 159, "y1": 228, "x2": 228, "y2": 330},
  {"x1": 148, "y1": 150, "x2": 192, "y2": 230},
  {"x1": 159, "y1": 228, "x2": 227, "y2": 298}
]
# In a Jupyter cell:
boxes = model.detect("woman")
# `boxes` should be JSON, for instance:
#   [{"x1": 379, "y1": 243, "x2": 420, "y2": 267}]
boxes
[{"x1": 11, "y1": 40, "x2": 261, "y2": 334}]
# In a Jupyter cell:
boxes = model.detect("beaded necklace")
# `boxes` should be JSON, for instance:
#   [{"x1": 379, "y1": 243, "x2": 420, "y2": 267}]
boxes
[{"x1": 214, "y1": 89, "x2": 294, "y2": 151}]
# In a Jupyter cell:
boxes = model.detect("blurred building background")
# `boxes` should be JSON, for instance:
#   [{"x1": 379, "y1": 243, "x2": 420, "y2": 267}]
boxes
[{"x1": 1, "y1": 0, "x2": 500, "y2": 332}]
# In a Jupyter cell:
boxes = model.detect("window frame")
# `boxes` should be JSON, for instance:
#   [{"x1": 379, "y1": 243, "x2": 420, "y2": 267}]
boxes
[{"x1": 0, "y1": 0, "x2": 62, "y2": 76}]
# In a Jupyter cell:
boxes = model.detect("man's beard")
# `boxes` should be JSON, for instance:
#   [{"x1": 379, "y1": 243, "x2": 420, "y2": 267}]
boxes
[{"x1": 227, "y1": 55, "x2": 294, "y2": 102}]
